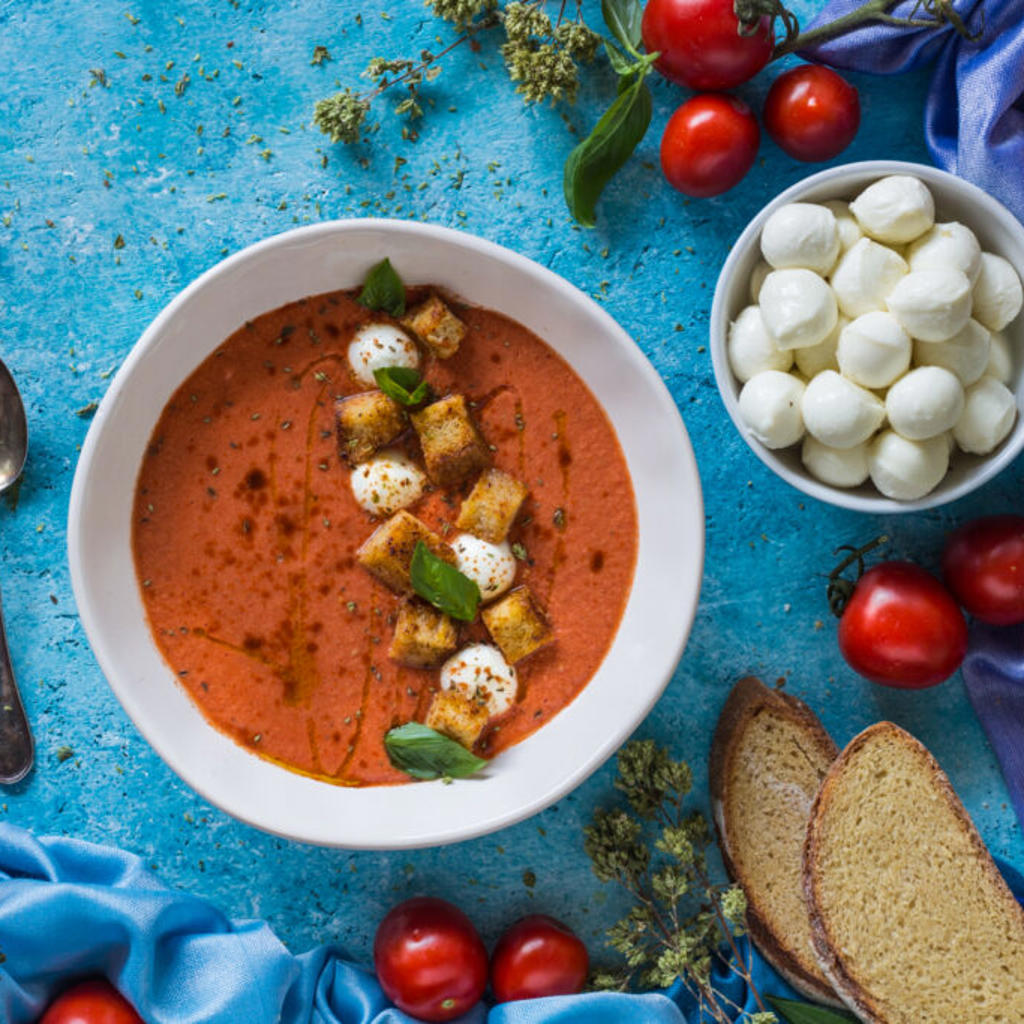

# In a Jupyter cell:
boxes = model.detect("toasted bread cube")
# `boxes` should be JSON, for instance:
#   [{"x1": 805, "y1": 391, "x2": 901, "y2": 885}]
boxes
[
  {"x1": 425, "y1": 689, "x2": 488, "y2": 749},
  {"x1": 481, "y1": 586, "x2": 553, "y2": 664},
  {"x1": 389, "y1": 600, "x2": 458, "y2": 668},
  {"x1": 410, "y1": 394, "x2": 491, "y2": 488},
  {"x1": 356, "y1": 510, "x2": 455, "y2": 594},
  {"x1": 402, "y1": 293, "x2": 466, "y2": 359},
  {"x1": 335, "y1": 390, "x2": 407, "y2": 466},
  {"x1": 456, "y1": 469, "x2": 529, "y2": 543}
]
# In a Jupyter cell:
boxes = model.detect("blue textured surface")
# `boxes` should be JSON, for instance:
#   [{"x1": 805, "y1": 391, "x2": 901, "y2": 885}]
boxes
[{"x1": 1, "y1": 0, "x2": 1021, "y2": 970}]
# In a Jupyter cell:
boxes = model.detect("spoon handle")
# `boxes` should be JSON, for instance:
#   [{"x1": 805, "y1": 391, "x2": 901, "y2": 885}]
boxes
[{"x1": 0, "y1": 581, "x2": 32, "y2": 784}]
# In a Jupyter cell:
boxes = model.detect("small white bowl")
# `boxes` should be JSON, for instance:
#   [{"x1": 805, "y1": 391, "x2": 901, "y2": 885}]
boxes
[
  {"x1": 67, "y1": 220, "x2": 704, "y2": 849},
  {"x1": 711, "y1": 160, "x2": 1024, "y2": 513}
]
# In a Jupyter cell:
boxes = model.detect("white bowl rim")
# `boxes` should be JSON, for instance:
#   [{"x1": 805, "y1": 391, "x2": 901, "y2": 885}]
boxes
[
  {"x1": 67, "y1": 218, "x2": 705, "y2": 849},
  {"x1": 710, "y1": 159, "x2": 1024, "y2": 514}
]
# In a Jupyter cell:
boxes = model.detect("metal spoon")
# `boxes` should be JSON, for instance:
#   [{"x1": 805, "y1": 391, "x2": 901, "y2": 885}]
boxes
[{"x1": 0, "y1": 358, "x2": 32, "y2": 783}]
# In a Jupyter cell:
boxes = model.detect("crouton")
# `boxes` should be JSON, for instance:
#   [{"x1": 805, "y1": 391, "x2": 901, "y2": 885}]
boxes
[
  {"x1": 356, "y1": 510, "x2": 455, "y2": 594},
  {"x1": 402, "y1": 293, "x2": 466, "y2": 359},
  {"x1": 410, "y1": 394, "x2": 491, "y2": 488},
  {"x1": 425, "y1": 689, "x2": 489, "y2": 749},
  {"x1": 481, "y1": 586, "x2": 553, "y2": 664},
  {"x1": 335, "y1": 390, "x2": 407, "y2": 466},
  {"x1": 389, "y1": 599, "x2": 458, "y2": 668},
  {"x1": 456, "y1": 468, "x2": 529, "y2": 543}
]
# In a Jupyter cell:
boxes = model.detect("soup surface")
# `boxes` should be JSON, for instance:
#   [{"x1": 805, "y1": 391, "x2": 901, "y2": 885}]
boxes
[{"x1": 133, "y1": 287, "x2": 637, "y2": 785}]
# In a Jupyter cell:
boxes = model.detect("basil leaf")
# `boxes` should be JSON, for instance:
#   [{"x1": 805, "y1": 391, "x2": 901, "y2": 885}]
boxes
[
  {"x1": 374, "y1": 366, "x2": 432, "y2": 407},
  {"x1": 767, "y1": 997, "x2": 858, "y2": 1024},
  {"x1": 357, "y1": 257, "x2": 406, "y2": 317},
  {"x1": 385, "y1": 722, "x2": 487, "y2": 781},
  {"x1": 563, "y1": 75, "x2": 652, "y2": 228},
  {"x1": 410, "y1": 541, "x2": 481, "y2": 622},
  {"x1": 602, "y1": 0, "x2": 644, "y2": 54},
  {"x1": 603, "y1": 40, "x2": 635, "y2": 76}
]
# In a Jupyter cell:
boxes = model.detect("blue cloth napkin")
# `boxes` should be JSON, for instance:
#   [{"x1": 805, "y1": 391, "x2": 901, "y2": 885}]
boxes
[{"x1": 799, "y1": 0, "x2": 1024, "y2": 226}]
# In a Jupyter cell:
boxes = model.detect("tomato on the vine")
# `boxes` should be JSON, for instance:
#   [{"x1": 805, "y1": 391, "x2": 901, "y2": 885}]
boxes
[
  {"x1": 373, "y1": 897, "x2": 487, "y2": 1022},
  {"x1": 660, "y1": 94, "x2": 760, "y2": 198},
  {"x1": 837, "y1": 561, "x2": 968, "y2": 689},
  {"x1": 490, "y1": 915, "x2": 589, "y2": 1003},
  {"x1": 641, "y1": 0, "x2": 773, "y2": 91},
  {"x1": 39, "y1": 980, "x2": 143, "y2": 1024},
  {"x1": 764, "y1": 65, "x2": 861, "y2": 162},
  {"x1": 943, "y1": 515, "x2": 1024, "y2": 626}
]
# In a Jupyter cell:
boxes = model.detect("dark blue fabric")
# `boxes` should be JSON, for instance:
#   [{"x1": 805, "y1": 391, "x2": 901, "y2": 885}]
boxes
[{"x1": 800, "y1": 0, "x2": 1024, "y2": 225}]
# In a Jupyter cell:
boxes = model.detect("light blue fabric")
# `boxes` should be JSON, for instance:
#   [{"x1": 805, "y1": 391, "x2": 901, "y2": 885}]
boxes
[{"x1": 800, "y1": 0, "x2": 1024, "y2": 225}]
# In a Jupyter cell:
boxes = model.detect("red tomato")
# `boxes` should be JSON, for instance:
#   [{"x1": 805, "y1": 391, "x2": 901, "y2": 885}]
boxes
[
  {"x1": 39, "y1": 980, "x2": 143, "y2": 1024},
  {"x1": 943, "y1": 515, "x2": 1024, "y2": 626},
  {"x1": 490, "y1": 915, "x2": 589, "y2": 1003},
  {"x1": 641, "y1": 0, "x2": 773, "y2": 91},
  {"x1": 660, "y1": 95, "x2": 759, "y2": 198},
  {"x1": 837, "y1": 562, "x2": 968, "y2": 689},
  {"x1": 764, "y1": 64, "x2": 861, "y2": 162},
  {"x1": 373, "y1": 897, "x2": 487, "y2": 1022}
]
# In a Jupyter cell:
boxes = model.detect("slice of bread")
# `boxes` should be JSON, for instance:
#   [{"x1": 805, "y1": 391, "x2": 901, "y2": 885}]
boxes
[
  {"x1": 804, "y1": 722, "x2": 1024, "y2": 1023},
  {"x1": 709, "y1": 676, "x2": 841, "y2": 1006}
]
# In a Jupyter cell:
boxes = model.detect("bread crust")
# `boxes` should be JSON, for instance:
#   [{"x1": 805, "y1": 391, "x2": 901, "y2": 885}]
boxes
[
  {"x1": 803, "y1": 721, "x2": 1024, "y2": 1024},
  {"x1": 709, "y1": 676, "x2": 842, "y2": 1007}
]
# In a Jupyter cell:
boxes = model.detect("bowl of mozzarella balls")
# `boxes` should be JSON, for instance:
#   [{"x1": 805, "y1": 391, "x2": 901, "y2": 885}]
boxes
[{"x1": 711, "y1": 161, "x2": 1024, "y2": 511}]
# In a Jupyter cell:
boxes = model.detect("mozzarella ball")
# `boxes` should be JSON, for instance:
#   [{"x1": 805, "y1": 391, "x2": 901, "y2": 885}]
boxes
[
  {"x1": 347, "y1": 323, "x2": 419, "y2": 385},
  {"x1": 795, "y1": 316, "x2": 846, "y2": 378},
  {"x1": 837, "y1": 312, "x2": 912, "y2": 389},
  {"x1": 823, "y1": 200, "x2": 863, "y2": 253},
  {"x1": 452, "y1": 534, "x2": 516, "y2": 602},
  {"x1": 913, "y1": 319, "x2": 991, "y2": 386},
  {"x1": 761, "y1": 203, "x2": 841, "y2": 275},
  {"x1": 986, "y1": 331, "x2": 1014, "y2": 384},
  {"x1": 759, "y1": 269, "x2": 838, "y2": 350},
  {"x1": 885, "y1": 366, "x2": 965, "y2": 440},
  {"x1": 750, "y1": 260, "x2": 772, "y2": 303},
  {"x1": 972, "y1": 253, "x2": 1024, "y2": 331},
  {"x1": 868, "y1": 431, "x2": 949, "y2": 500},
  {"x1": 830, "y1": 237, "x2": 908, "y2": 318},
  {"x1": 886, "y1": 268, "x2": 972, "y2": 342},
  {"x1": 849, "y1": 175, "x2": 936, "y2": 244},
  {"x1": 738, "y1": 371, "x2": 806, "y2": 449},
  {"x1": 801, "y1": 435, "x2": 870, "y2": 488},
  {"x1": 953, "y1": 377, "x2": 1018, "y2": 454},
  {"x1": 728, "y1": 305, "x2": 793, "y2": 382},
  {"x1": 906, "y1": 221, "x2": 982, "y2": 283},
  {"x1": 802, "y1": 370, "x2": 885, "y2": 450},
  {"x1": 350, "y1": 450, "x2": 426, "y2": 515},
  {"x1": 440, "y1": 644, "x2": 517, "y2": 717}
]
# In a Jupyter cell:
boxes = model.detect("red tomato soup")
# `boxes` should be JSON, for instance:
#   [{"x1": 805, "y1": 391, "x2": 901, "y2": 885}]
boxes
[{"x1": 133, "y1": 288, "x2": 638, "y2": 786}]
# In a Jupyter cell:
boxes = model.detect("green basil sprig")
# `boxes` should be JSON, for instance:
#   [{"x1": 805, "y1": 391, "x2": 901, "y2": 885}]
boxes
[
  {"x1": 564, "y1": 0, "x2": 659, "y2": 227},
  {"x1": 357, "y1": 257, "x2": 406, "y2": 317},
  {"x1": 384, "y1": 722, "x2": 487, "y2": 781},
  {"x1": 767, "y1": 996, "x2": 858, "y2": 1024},
  {"x1": 374, "y1": 366, "x2": 432, "y2": 407},
  {"x1": 410, "y1": 541, "x2": 481, "y2": 622}
]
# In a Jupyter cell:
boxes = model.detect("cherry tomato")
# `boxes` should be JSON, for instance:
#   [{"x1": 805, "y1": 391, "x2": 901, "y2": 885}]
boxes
[
  {"x1": 764, "y1": 64, "x2": 860, "y2": 162},
  {"x1": 660, "y1": 95, "x2": 759, "y2": 198},
  {"x1": 39, "y1": 979, "x2": 143, "y2": 1024},
  {"x1": 943, "y1": 515, "x2": 1024, "y2": 626},
  {"x1": 491, "y1": 915, "x2": 589, "y2": 1003},
  {"x1": 641, "y1": 0, "x2": 773, "y2": 91},
  {"x1": 837, "y1": 561, "x2": 968, "y2": 689},
  {"x1": 373, "y1": 897, "x2": 487, "y2": 1022}
]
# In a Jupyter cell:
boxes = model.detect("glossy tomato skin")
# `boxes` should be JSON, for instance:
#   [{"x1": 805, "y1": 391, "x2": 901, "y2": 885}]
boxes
[
  {"x1": 943, "y1": 515, "x2": 1024, "y2": 626},
  {"x1": 660, "y1": 94, "x2": 759, "y2": 198},
  {"x1": 373, "y1": 897, "x2": 487, "y2": 1022},
  {"x1": 838, "y1": 562, "x2": 968, "y2": 689},
  {"x1": 39, "y1": 979, "x2": 144, "y2": 1024},
  {"x1": 641, "y1": 0, "x2": 773, "y2": 91},
  {"x1": 764, "y1": 65, "x2": 860, "y2": 162},
  {"x1": 491, "y1": 915, "x2": 589, "y2": 1003}
]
